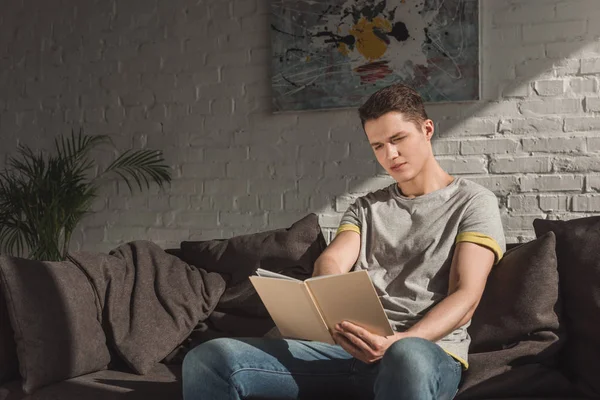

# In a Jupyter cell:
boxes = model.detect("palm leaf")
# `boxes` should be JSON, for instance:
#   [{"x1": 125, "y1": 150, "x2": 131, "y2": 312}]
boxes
[
  {"x1": 0, "y1": 171, "x2": 37, "y2": 256},
  {"x1": 8, "y1": 146, "x2": 46, "y2": 181},
  {"x1": 55, "y1": 129, "x2": 111, "y2": 165},
  {"x1": 100, "y1": 149, "x2": 170, "y2": 193},
  {"x1": 0, "y1": 225, "x2": 26, "y2": 256}
]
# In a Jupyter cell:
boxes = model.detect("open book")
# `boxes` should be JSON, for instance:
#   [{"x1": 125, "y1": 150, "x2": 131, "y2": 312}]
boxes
[{"x1": 249, "y1": 269, "x2": 394, "y2": 345}]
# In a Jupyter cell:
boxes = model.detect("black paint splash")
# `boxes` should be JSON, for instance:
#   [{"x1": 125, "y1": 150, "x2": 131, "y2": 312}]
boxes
[
  {"x1": 317, "y1": 5, "x2": 333, "y2": 22},
  {"x1": 270, "y1": 24, "x2": 305, "y2": 38},
  {"x1": 316, "y1": 0, "x2": 411, "y2": 47},
  {"x1": 279, "y1": 47, "x2": 312, "y2": 63},
  {"x1": 390, "y1": 21, "x2": 409, "y2": 42},
  {"x1": 314, "y1": 31, "x2": 356, "y2": 48},
  {"x1": 423, "y1": 27, "x2": 450, "y2": 58}
]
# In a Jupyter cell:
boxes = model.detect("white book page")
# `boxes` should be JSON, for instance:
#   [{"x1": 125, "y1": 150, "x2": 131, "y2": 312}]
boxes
[{"x1": 255, "y1": 268, "x2": 300, "y2": 281}]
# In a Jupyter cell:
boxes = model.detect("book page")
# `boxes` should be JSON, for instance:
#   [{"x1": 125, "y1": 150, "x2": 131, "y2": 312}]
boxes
[
  {"x1": 249, "y1": 276, "x2": 334, "y2": 344},
  {"x1": 305, "y1": 270, "x2": 394, "y2": 338},
  {"x1": 255, "y1": 268, "x2": 300, "y2": 281}
]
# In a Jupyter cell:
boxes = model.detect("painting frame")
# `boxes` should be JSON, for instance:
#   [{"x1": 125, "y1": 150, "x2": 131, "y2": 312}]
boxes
[{"x1": 269, "y1": 0, "x2": 482, "y2": 113}]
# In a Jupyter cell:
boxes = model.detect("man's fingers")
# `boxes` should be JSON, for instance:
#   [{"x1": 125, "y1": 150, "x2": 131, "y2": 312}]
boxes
[
  {"x1": 333, "y1": 333, "x2": 359, "y2": 357},
  {"x1": 340, "y1": 331, "x2": 376, "y2": 356},
  {"x1": 338, "y1": 322, "x2": 377, "y2": 350},
  {"x1": 334, "y1": 333, "x2": 381, "y2": 364}
]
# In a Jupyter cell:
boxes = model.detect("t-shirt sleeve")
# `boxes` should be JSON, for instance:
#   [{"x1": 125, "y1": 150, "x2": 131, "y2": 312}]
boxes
[
  {"x1": 337, "y1": 200, "x2": 361, "y2": 236},
  {"x1": 456, "y1": 193, "x2": 506, "y2": 264}
]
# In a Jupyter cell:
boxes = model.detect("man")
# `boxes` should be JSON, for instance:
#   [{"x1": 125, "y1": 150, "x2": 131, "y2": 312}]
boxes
[{"x1": 182, "y1": 84, "x2": 505, "y2": 400}]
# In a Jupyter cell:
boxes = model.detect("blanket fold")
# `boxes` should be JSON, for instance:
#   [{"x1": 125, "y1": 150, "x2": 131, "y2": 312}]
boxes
[{"x1": 68, "y1": 240, "x2": 226, "y2": 374}]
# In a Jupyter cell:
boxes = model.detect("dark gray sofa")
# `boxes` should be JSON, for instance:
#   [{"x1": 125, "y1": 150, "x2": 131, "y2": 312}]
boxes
[
  {"x1": 0, "y1": 364, "x2": 181, "y2": 400},
  {"x1": 1, "y1": 214, "x2": 599, "y2": 400}
]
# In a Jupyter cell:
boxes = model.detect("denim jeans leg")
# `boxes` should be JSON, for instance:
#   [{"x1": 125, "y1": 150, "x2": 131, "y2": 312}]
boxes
[
  {"x1": 373, "y1": 337, "x2": 462, "y2": 400},
  {"x1": 182, "y1": 337, "x2": 358, "y2": 400}
]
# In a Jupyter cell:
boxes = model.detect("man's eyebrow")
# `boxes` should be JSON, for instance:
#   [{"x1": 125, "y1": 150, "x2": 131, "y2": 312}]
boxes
[{"x1": 370, "y1": 132, "x2": 407, "y2": 146}]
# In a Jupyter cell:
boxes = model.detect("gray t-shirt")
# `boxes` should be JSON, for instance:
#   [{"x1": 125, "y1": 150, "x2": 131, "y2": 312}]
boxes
[{"x1": 338, "y1": 177, "x2": 505, "y2": 368}]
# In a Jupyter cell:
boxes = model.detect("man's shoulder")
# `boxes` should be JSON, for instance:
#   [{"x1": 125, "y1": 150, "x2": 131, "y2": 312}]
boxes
[
  {"x1": 455, "y1": 178, "x2": 497, "y2": 200},
  {"x1": 352, "y1": 183, "x2": 396, "y2": 205}
]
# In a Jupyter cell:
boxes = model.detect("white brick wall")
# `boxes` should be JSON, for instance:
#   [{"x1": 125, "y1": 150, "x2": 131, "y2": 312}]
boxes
[{"x1": 1, "y1": 0, "x2": 600, "y2": 251}]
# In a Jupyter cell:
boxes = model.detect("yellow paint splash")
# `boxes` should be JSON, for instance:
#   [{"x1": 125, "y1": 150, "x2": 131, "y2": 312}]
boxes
[
  {"x1": 338, "y1": 42, "x2": 350, "y2": 56},
  {"x1": 342, "y1": 16, "x2": 392, "y2": 61}
]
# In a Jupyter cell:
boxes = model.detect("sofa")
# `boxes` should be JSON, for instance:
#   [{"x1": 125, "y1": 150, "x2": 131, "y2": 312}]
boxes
[{"x1": 0, "y1": 213, "x2": 599, "y2": 400}]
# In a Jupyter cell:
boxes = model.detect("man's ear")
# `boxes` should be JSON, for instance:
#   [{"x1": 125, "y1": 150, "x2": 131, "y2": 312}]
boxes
[{"x1": 423, "y1": 119, "x2": 434, "y2": 141}]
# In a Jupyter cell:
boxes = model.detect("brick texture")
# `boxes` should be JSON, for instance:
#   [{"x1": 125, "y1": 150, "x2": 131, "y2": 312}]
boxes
[{"x1": 1, "y1": 0, "x2": 600, "y2": 250}]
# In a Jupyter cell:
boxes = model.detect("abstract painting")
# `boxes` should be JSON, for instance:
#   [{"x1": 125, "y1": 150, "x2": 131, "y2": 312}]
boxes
[{"x1": 270, "y1": 0, "x2": 480, "y2": 112}]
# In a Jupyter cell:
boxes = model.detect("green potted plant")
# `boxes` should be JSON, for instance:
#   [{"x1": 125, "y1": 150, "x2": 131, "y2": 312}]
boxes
[{"x1": 0, "y1": 130, "x2": 172, "y2": 261}]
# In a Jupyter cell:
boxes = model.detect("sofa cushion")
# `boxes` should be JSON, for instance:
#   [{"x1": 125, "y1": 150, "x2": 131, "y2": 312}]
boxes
[
  {"x1": 0, "y1": 256, "x2": 111, "y2": 394},
  {"x1": 534, "y1": 216, "x2": 600, "y2": 398},
  {"x1": 458, "y1": 232, "x2": 576, "y2": 399},
  {"x1": 0, "y1": 285, "x2": 19, "y2": 384},
  {"x1": 0, "y1": 363, "x2": 181, "y2": 400},
  {"x1": 178, "y1": 213, "x2": 326, "y2": 318}
]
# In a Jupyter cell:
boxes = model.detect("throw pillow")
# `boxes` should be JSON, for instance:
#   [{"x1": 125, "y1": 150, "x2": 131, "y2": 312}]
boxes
[
  {"x1": 0, "y1": 256, "x2": 111, "y2": 394},
  {"x1": 458, "y1": 232, "x2": 575, "y2": 399},
  {"x1": 534, "y1": 216, "x2": 600, "y2": 397},
  {"x1": 469, "y1": 231, "x2": 563, "y2": 352},
  {"x1": 179, "y1": 213, "x2": 327, "y2": 318}
]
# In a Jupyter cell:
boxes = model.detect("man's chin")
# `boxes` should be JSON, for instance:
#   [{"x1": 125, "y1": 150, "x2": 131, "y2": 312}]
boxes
[
  {"x1": 388, "y1": 170, "x2": 414, "y2": 181},
  {"x1": 390, "y1": 170, "x2": 415, "y2": 183}
]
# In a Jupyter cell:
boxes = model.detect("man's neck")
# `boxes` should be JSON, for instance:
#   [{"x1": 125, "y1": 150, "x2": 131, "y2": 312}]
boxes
[{"x1": 397, "y1": 162, "x2": 454, "y2": 199}]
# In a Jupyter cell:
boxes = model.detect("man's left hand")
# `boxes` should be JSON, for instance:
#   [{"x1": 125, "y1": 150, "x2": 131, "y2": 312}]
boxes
[{"x1": 333, "y1": 321, "x2": 407, "y2": 364}]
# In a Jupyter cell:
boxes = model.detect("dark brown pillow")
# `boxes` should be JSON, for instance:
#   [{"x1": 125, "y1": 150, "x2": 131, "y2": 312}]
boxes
[
  {"x1": 0, "y1": 285, "x2": 19, "y2": 384},
  {"x1": 534, "y1": 216, "x2": 600, "y2": 398},
  {"x1": 458, "y1": 232, "x2": 576, "y2": 399},
  {"x1": 0, "y1": 256, "x2": 111, "y2": 394},
  {"x1": 179, "y1": 213, "x2": 326, "y2": 318},
  {"x1": 469, "y1": 231, "x2": 563, "y2": 352}
]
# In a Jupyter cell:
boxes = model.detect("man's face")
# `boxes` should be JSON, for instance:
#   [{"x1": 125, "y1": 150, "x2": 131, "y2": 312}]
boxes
[{"x1": 363, "y1": 111, "x2": 433, "y2": 183}]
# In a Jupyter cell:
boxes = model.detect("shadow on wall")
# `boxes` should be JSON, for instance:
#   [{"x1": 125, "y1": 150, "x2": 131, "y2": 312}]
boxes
[{"x1": 260, "y1": 0, "x2": 599, "y2": 244}]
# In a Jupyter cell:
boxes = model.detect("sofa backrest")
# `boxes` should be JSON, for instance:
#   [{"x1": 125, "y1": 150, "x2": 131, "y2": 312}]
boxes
[
  {"x1": 505, "y1": 243, "x2": 520, "y2": 251},
  {"x1": 0, "y1": 242, "x2": 523, "y2": 387}
]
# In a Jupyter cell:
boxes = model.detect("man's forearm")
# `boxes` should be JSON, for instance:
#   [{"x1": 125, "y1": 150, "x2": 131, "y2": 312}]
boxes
[
  {"x1": 398, "y1": 290, "x2": 477, "y2": 342},
  {"x1": 312, "y1": 255, "x2": 347, "y2": 277}
]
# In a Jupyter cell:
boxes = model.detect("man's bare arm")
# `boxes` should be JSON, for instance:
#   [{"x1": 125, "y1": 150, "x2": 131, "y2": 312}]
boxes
[
  {"x1": 401, "y1": 241, "x2": 495, "y2": 342},
  {"x1": 312, "y1": 230, "x2": 361, "y2": 277}
]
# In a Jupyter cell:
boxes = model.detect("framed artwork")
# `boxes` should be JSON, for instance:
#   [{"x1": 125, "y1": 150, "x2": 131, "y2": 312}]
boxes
[{"x1": 270, "y1": 0, "x2": 480, "y2": 112}]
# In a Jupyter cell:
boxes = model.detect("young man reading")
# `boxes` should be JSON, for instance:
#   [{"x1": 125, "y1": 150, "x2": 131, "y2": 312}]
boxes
[{"x1": 182, "y1": 84, "x2": 505, "y2": 400}]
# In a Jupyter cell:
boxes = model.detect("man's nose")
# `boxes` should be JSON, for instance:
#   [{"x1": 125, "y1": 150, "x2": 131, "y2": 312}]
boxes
[{"x1": 384, "y1": 143, "x2": 399, "y2": 159}]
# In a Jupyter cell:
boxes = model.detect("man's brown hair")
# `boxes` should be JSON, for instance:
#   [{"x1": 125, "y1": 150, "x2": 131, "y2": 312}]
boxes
[{"x1": 358, "y1": 83, "x2": 428, "y2": 128}]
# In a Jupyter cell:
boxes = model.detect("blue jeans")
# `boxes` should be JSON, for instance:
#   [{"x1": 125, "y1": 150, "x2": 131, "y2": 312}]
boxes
[{"x1": 182, "y1": 336, "x2": 462, "y2": 400}]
